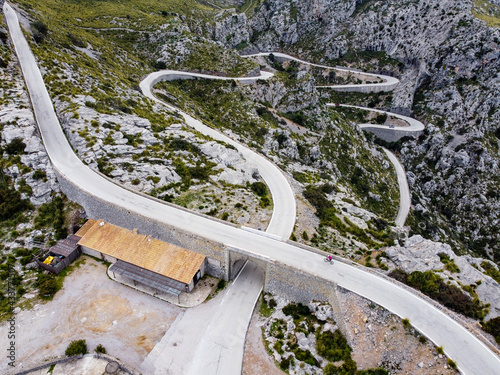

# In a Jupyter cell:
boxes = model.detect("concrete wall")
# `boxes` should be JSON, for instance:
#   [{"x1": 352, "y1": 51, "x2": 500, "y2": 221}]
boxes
[
  {"x1": 55, "y1": 171, "x2": 229, "y2": 280},
  {"x1": 80, "y1": 246, "x2": 102, "y2": 259},
  {"x1": 264, "y1": 260, "x2": 337, "y2": 304},
  {"x1": 331, "y1": 83, "x2": 399, "y2": 93},
  {"x1": 363, "y1": 126, "x2": 423, "y2": 142}
]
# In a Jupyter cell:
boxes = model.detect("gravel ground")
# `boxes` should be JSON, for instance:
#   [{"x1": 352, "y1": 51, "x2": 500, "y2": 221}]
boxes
[
  {"x1": 337, "y1": 288, "x2": 457, "y2": 374},
  {"x1": 0, "y1": 257, "x2": 181, "y2": 375},
  {"x1": 243, "y1": 290, "x2": 458, "y2": 375},
  {"x1": 28, "y1": 355, "x2": 130, "y2": 375},
  {"x1": 242, "y1": 305, "x2": 285, "y2": 375}
]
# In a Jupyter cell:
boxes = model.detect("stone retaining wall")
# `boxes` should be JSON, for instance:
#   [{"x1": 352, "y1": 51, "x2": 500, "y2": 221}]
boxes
[
  {"x1": 363, "y1": 126, "x2": 423, "y2": 142},
  {"x1": 264, "y1": 260, "x2": 337, "y2": 304},
  {"x1": 331, "y1": 83, "x2": 398, "y2": 93},
  {"x1": 55, "y1": 171, "x2": 229, "y2": 280}
]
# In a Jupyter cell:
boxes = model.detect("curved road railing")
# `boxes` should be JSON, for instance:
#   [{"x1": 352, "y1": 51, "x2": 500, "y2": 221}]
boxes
[
  {"x1": 4, "y1": 3, "x2": 499, "y2": 374},
  {"x1": 245, "y1": 51, "x2": 400, "y2": 93},
  {"x1": 329, "y1": 103, "x2": 425, "y2": 132}
]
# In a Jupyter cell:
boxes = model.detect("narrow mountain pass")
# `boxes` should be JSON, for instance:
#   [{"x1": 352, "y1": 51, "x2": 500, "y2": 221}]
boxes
[{"x1": 5, "y1": 2, "x2": 500, "y2": 373}]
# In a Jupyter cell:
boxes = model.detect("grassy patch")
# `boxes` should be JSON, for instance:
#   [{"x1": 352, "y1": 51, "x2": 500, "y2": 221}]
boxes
[
  {"x1": 472, "y1": 0, "x2": 500, "y2": 27},
  {"x1": 259, "y1": 294, "x2": 276, "y2": 318},
  {"x1": 481, "y1": 261, "x2": 500, "y2": 283}
]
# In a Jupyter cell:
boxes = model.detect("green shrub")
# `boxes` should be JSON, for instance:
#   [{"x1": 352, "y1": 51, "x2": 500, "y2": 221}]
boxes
[
  {"x1": 481, "y1": 261, "x2": 500, "y2": 284},
  {"x1": 437, "y1": 252, "x2": 450, "y2": 263},
  {"x1": 283, "y1": 303, "x2": 310, "y2": 319},
  {"x1": 445, "y1": 261, "x2": 460, "y2": 273},
  {"x1": 251, "y1": 181, "x2": 268, "y2": 196},
  {"x1": 436, "y1": 346, "x2": 444, "y2": 355},
  {"x1": 375, "y1": 113, "x2": 387, "y2": 124},
  {"x1": 481, "y1": 317, "x2": 500, "y2": 344},
  {"x1": 294, "y1": 348, "x2": 318, "y2": 366},
  {"x1": 357, "y1": 369, "x2": 388, "y2": 375},
  {"x1": 259, "y1": 296, "x2": 274, "y2": 318},
  {"x1": 20, "y1": 255, "x2": 34, "y2": 266},
  {"x1": 4, "y1": 138, "x2": 26, "y2": 155},
  {"x1": 215, "y1": 279, "x2": 226, "y2": 293},
  {"x1": 34, "y1": 195, "x2": 67, "y2": 238},
  {"x1": 32, "y1": 170, "x2": 47, "y2": 180},
  {"x1": 316, "y1": 329, "x2": 351, "y2": 362},
  {"x1": 447, "y1": 359, "x2": 457, "y2": 370},
  {"x1": 65, "y1": 339, "x2": 87, "y2": 356},
  {"x1": 324, "y1": 358, "x2": 358, "y2": 375},
  {"x1": 0, "y1": 169, "x2": 31, "y2": 221},
  {"x1": 94, "y1": 344, "x2": 106, "y2": 354},
  {"x1": 388, "y1": 269, "x2": 486, "y2": 319},
  {"x1": 259, "y1": 196, "x2": 271, "y2": 208},
  {"x1": 30, "y1": 21, "x2": 48, "y2": 43},
  {"x1": 273, "y1": 340, "x2": 284, "y2": 355},
  {"x1": 280, "y1": 355, "x2": 293, "y2": 371},
  {"x1": 269, "y1": 319, "x2": 286, "y2": 338},
  {"x1": 36, "y1": 273, "x2": 59, "y2": 299}
]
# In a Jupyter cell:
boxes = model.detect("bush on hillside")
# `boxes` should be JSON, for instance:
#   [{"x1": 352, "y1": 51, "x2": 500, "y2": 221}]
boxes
[{"x1": 65, "y1": 339, "x2": 87, "y2": 356}]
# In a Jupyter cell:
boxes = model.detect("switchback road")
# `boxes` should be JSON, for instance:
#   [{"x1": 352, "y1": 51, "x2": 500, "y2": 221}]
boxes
[{"x1": 5, "y1": 3, "x2": 499, "y2": 373}]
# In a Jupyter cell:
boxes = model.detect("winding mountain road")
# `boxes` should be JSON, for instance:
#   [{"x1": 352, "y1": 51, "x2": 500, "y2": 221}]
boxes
[
  {"x1": 381, "y1": 148, "x2": 411, "y2": 227},
  {"x1": 245, "y1": 51, "x2": 400, "y2": 92},
  {"x1": 330, "y1": 103, "x2": 425, "y2": 132},
  {"x1": 5, "y1": 2, "x2": 500, "y2": 374},
  {"x1": 326, "y1": 103, "x2": 423, "y2": 226},
  {"x1": 140, "y1": 70, "x2": 295, "y2": 239},
  {"x1": 246, "y1": 52, "x2": 414, "y2": 226},
  {"x1": 142, "y1": 54, "x2": 414, "y2": 227}
]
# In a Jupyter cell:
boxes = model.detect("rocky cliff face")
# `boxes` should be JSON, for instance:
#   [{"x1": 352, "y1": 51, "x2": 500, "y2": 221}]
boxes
[
  {"x1": 213, "y1": 0, "x2": 500, "y2": 263},
  {"x1": 385, "y1": 235, "x2": 500, "y2": 319}
]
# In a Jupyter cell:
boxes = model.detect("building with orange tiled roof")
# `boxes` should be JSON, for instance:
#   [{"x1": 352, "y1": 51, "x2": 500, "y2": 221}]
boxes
[{"x1": 77, "y1": 219, "x2": 206, "y2": 295}]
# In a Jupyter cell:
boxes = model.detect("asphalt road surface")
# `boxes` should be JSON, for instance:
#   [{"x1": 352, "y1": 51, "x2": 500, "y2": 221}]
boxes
[
  {"x1": 382, "y1": 148, "x2": 411, "y2": 227},
  {"x1": 331, "y1": 103, "x2": 425, "y2": 132},
  {"x1": 5, "y1": 3, "x2": 500, "y2": 373},
  {"x1": 245, "y1": 52, "x2": 400, "y2": 92}
]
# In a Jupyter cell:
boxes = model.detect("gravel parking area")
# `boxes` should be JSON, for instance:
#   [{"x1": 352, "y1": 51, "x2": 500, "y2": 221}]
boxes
[{"x1": 0, "y1": 256, "x2": 181, "y2": 375}]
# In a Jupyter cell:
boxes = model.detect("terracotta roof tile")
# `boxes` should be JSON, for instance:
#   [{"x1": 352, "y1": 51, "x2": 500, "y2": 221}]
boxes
[
  {"x1": 74, "y1": 219, "x2": 96, "y2": 237},
  {"x1": 77, "y1": 220, "x2": 205, "y2": 284}
]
